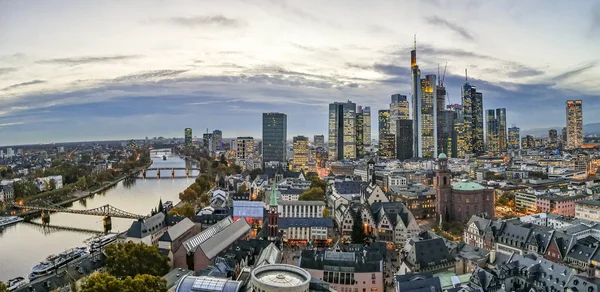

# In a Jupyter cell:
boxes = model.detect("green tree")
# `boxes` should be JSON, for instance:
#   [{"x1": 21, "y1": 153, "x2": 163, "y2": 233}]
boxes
[
  {"x1": 82, "y1": 273, "x2": 167, "y2": 292},
  {"x1": 122, "y1": 274, "x2": 167, "y2": 292},
  {"x1": 299, "y1": 187, "x2": 325, "y2": 201},
  {"x1": 351, "y1": 211, "x2": 366, "y2": 244},
  {"x1": 238, "y1": 184, "x2": 248, "y2": 193},
  {"x1": 179, "y1": 188, "x2": 198, "y2": 203},
  {"x1": 323, "y1": 208, "x2": 330, "y2": 218},
  {"x1": 168, "y1": 203, "x2": 196, "y2": 219},
  {"x1": 49, "y1": 179, "x2": 57, "y2": 191},
  {"x1": 310, "y1": 177, "x2": 327, "y2": 193},
  {"x1": 13, "y1": 180, "x2": 38, "y2": 197},
  {"x1": 157, "y1": 198, "x2": 164, "y2": 213},
  {"x1": 0, "y1": 282, "x2": 8, "y2": 292},
  {"x1": 199, "y1": 193, "x2": 210, "y2": 206},
  {"x1": 104, "y1": 242, "x2": 170, "y2": 278},
  {"x1": 81, "y1": 273, "x2": 124, "y2": 292}
]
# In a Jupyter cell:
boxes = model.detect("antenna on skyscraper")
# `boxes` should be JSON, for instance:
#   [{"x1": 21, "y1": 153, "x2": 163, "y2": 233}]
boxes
[
  {"x1": 414, "y1": 34, "x2": 416, "y2": 50},
  {"x1": 437, "y1": 63, "x2": 440, "y2": 86},
  {"x1": 465, "y1": 68, "x2": 468, "y2": 83}
]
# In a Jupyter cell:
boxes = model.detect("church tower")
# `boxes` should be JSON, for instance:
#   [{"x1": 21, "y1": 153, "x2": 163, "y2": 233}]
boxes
[
  {"x1": 267, "y1": 182, "x2": 279, "y2": 241},
  {"x1": 434, "y1": 153, "x2": 452, "y2": 222},
  {"x1": 367, "y1": 158, "x2": 375, "y2": 185}
]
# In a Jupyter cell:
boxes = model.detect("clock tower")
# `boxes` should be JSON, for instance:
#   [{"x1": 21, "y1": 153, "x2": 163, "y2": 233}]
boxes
[
  {"x1": 434, "y1": 153, "x2": 451, "y2": 222},
  {"x1": 267, "y1": 183, "x2": 279, "y2": 241}
]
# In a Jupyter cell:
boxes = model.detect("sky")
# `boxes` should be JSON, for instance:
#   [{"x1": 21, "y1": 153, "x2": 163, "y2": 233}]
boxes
[{"x1": 1, "y1": 0, "x2": 600, "y2": 146}]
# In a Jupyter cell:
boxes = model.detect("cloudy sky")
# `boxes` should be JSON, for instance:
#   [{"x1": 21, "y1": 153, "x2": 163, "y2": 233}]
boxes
[{"x1": 1, "y1": 0, "x2": 599, "y2": 146}]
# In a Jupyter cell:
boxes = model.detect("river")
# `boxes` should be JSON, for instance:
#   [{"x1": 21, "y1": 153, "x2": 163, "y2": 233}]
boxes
[{"x1": 0, "y1": 154, "x2": 197, "y2": 282}]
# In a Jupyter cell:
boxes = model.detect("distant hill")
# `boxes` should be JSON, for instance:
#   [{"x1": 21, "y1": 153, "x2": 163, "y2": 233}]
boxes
[{"x1": 522, "y1": 122, "x2": 600, "y2": 137}]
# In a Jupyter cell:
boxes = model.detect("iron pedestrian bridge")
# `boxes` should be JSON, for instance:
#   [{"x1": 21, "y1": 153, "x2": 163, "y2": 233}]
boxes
[
  {"x1": 12, "y1": 204, "x2": 148, "y2": 219},
  {"x1": 23, "y1": 221, "x2": 109, "y2": 235},
  {"x1": 145, "y1": 167, "x2": 199, "y2": 171}
]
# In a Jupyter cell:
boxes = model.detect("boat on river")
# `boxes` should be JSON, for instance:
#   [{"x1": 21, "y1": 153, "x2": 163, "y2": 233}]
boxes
[
  {"x1": 0, "y1": 216, "x2": 23, "y2": 227},
  {"x1": 28, "y1": 247, "x2": 88, "y2": 281},
  {"x1": 6, "y1": 277, "x2": 28, "y2": 291},
  {"x1": 89, "y1": 234, "x2": 118, "y2": 252}
]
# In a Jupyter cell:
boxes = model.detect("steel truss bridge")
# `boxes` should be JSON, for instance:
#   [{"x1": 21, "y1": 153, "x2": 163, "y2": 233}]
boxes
[
  {"x1": 12, "y1": 204, "x2": 148, "y2": 219},
  {"x1": 23, "y1": 221, "x2": 108, "y2": 235},
  {"x1": 145, "y1": 167, "x2": 199, "y2": 171}
]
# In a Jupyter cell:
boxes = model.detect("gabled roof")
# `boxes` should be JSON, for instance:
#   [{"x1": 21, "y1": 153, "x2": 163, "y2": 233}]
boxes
[
  {"x1": 183, "y1": 217, "x2": 233, "y2": 253},
  {"x1": 199, "y1": 218, "x2": 252, "y2": 259},
  {"x1": 334, "y1": 181, "x2": 367, "y2": 194},
  {"x1": 255, "y1": 243, "x2": 281, "y2": 267},
  {"x1": 126, "y1": 212, "x2": 166, "y2": 239},
  {"x1": 159, "y1": 217, "x2": 195, "y2": 242},
  {"x1": 466, "y1": 216, "x2": 491, "y2": 234}
]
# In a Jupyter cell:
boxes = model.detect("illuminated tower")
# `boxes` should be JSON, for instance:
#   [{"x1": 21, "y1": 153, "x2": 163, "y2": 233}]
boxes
[
  {"x1": 420, "y1": 74, "x2": 438, "y2": 158},
  {"x1": 363, "y1": 106, "x2": 371, "y2": 147},
  {"x1": 328, "y1": 101, "x2": 356, "y2": 160},
  {"x1": 293, "y1": 136, "x2": 308, "y2": 171},
  {"x1": 496, "y1": 108, "x2": 507, "y2": 151},
  {"x1": 486, "y1": 109, "x2": 499, "y2": 153},
  {"x1": 508, "y1": 125, "x2": 520, "y2": 150},
  {"x1": 184, "y1": 128, "x2": 192, "y2": 147},
  {"x1": 356, "y1": 106, "x2": 365, "y2": 158},
  {"x1": 378, "y1": 109, "x2": 390, "y2": 140},
  {"x1": 462, "y1": 73, "x2": 484, "y2": 155},
  {"x1": 262, "y1": 113, "x2": 287, "y2": 165},
  {"x1": 267, "y1": 183, "x2": 279, "y2": 241},
  {"x1": 411, "y1": 36, "x2": 422, "y2": 158},
  {"x1": 434, "y1": 153, "x2": 451, "y2": 222},
  {"x1": 566, "y1": 100, "x2": 583, "y2": 149},
  {"x1": 390, "y1": 94, "x2": 409, "y2": 135}
]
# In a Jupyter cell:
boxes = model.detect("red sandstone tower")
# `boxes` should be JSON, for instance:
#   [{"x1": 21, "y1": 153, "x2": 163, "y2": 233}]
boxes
[{"x1": 434, "y1": 153, "x2": 452, "y2": 223}]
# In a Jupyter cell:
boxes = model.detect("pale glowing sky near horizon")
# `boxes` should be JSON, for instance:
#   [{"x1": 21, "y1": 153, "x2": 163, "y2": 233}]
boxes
[{"x1": 1, "y1": 0, "x2": 599, "y2": 146}]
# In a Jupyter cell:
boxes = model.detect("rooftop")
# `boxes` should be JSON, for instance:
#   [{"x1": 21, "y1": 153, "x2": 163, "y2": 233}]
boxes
[
  {"x1": 251, "y1": 264, "x2": 311, "y2": 288},
  {"x1": 452, "y1": 181, "x2": 485, "y2": 191}
]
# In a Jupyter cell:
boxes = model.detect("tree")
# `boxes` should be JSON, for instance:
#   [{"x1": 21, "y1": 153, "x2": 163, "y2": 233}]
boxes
[
  {"x1": 179, "y1": 188, "x2": 198, "y2": 203},
  {"x1": 49, "y1": 178, "x2": 57, "y2": 191},
  {"x1": 104, "y1": 242, "x2": 170, "y2": 278},
  {"x1": 168, "y1": 203, "x2": 196, "y2": 219},
  {"x1": 82, "y1": 273, "x2": 167, "y2": 292},
  {"x1": 219, "y1": 154, "x2": 227, "y2": 165},
  {"x1": 13, "y1": 180, "x2": 38, "y2": 197},
  {"x1": 351, "y1": 211, "x2": 366, "y2": 244},
  {"x1": 323, "y1": 208, "x2": 330, "y2": 218},
  {"x1": 199, "y1": 193, "x2": 210, "y2": 206},
  {"x1": 310, "y1": 177, "x2": 327, "y2": 193},
  {"x1": 238, "y1": 184, "x2": 248, "y2": 193},
  {"x1": 157, "y1": 198, "x2": 164, "y2": 213},
  {"x1": 299, "y1": 187, "x2": 325, "y2": 201},
  {"x1": 0, "y1": 282, "x2": 8, "y2": 292}
]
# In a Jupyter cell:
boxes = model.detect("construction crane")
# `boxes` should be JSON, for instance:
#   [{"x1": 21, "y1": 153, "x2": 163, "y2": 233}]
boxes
[{"x1": 67, "y1": 147, "x2": 77, "y2": 159}]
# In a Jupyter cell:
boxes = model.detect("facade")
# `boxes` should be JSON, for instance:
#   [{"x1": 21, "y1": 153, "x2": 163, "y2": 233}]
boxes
[
  {"x1": 0, "y1": 181, "x2": 14, "y2": 202},
  {"x1": 436, "y1": 84, "x2": 447, "y2": 157},
  {"x1": 508, "y1": 125, "x2": 520, "y2": 150},
  {"x1": 250, "y1": 264, "x2": 311, "y2": 292},
  {"x1": 34, "y1": 175, "x2": 63, "y2": 192},
  {"x1": 462, "y1": 82, "x2": 484, "y2": 155},
  {"x1": 419, "y1": 75, "x2": 437, "y2": 158},
  {"x1": 390, "y1": 94, "x2": 410, "y2": 148},
  {"x1": 575, "y1": 200, "x2": 600, "y2": 222},
  {"x1": 212, "y1": 130, "x2": 222, "y2": 150},
  {"x1": 203, "y1": 133, "x2": 214, "y2": 151},
  {"x1": 356, "y1": 107, "x2": 365, "y2": 159},
  {"x1": 262, "y1": 113, "x2": 287, "y2": 164},
  {"x1": 292, "y1": 136, "x2": 309, "y2": 171},
  {"x1": 278, "y1": 200, "x2": 325, "y2": 218},
  {"x1": 536, "y1": 194, "x2": 587, "y2": 216},
  {"x1": 236, "y1": 137, "x2": 254, "y2": 160},
  {"x1": 411, "y1": 39, "x2": 422, "y2": 159},
  {"x1": 126, "y1": 212, "x2": 168, "y2": 245},
  {"x1": 485, "y1": 109, "x2": 499, "y2": 152},
  {"x1": 438, "y1": 110, "x2": 455, "y2": 158},
  {"x1": 328, "y1": 101, "x2": 356, "y2": 161},
  {"x1": 434, "y1": 154, "x2": 494, "y2": 222},
  {"x1": 184, "y1": 128, "x2": 192, "y2": 147},
  {"x1": 522, "y1": 135, "x2": 535, "y2": 150},
  {"x1": 566, "y1": 100, "x2": 583, "y2": 149},
  {"x1": 548, "y1": 128, "x2": 558, "y2": 148},
  {"x1": 363, "y1": 106, "x2": 371, "y2": 147},
  {"x1": 313, "y1": 135, "x2": 325, "y2": 148},
  {"x1": 396, "y1": 119, "x2": 414, "y2": 160},
  {"x1": 391, "y1": 184, "x2": 436, "y2": 219},
  {"x1": 267, "y1": 185, "x2": 279, "y2": 241},
  {"x1": 379, "y1": 133, "x2": 396, "y2": 159},
  {"x1": 158, "y1": 217, "x2": 196, "y2": 268},
  {"x1": 279, "y1": 218, "x2": 334, "y2": 244}
]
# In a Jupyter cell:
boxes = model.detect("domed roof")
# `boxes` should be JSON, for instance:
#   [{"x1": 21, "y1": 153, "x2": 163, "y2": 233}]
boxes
[
  {"x1": 438, "y1": 153, "x2": 447, "y2": 159},
  {"x1": 452, "y1": 181, "x2": 485, "y2": 191}
]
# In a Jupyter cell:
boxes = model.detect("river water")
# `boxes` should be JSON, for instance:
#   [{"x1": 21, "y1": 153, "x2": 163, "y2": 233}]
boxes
[{"x1": 0, "y1": 154, "x2": 197, "y2": 282}]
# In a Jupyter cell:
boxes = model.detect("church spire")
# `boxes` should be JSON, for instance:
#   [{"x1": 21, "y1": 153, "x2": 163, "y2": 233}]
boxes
[{"x1": 269, "y1": 182, "x2": 278, "y2": 206}]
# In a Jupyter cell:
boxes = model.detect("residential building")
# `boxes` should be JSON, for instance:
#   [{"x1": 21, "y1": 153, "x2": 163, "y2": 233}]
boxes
[
  {"x1": 34, "y1": 175, "x2": 63, "y2": 192},
  {"x1": 363, "y1": 106, "x2": 371, "y2": 147},
  {"x1": 313, "y1": 135, "x2": 325, "y2": 148},
  {"x1": 390, "y1": 184, "x2": 436, "y2": 219},
  {"x1": 184, "y1": 128, "x2": 192, "y2": 147},
  {"x1": 262, "y1": 113, "x2": 287, "y2": 164},
  {"x1": 566, "y1": 100, "x2": 583, "y2": 149},
  {"x1": 396, "y1": 119, "x2": 414, "y2": 160},
  {"x1": 575, "y1": 200, "x2": 600, "y2": 222},
  {"x1": 292, "y1": 135, "x2": 309, "y2": 171},
  {"x1": 278, "y1": 200, "x2": 325, "y2": 218},
  {"x1": 508, "y1": 125, "x2": 520, "y2": 150},
  {"x1": 158, "y1": 217, "x2": 196, "y2": 268},
  {"x1": 328, "y1": 101, "x2": 356, "y2": 161},
  {"x1": 236, "y1": 136, "x2": 254, "y2": 160},
  {"x1": 379, "y1": 134, "x2": 396, "y2": 159},
  {"x1": 356, "y1": 106, "x2": 365, "y2": 159},
  {"x1": 0, "y1": 181, "x2": 14, "y2": 202}
]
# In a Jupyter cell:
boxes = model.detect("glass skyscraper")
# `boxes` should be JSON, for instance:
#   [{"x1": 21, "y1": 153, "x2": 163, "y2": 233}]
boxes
[
  {"x1": 411, "y1": 39, "x2": 422, "y2": 158},
  {"x1": 461, "y1": 82, "x2": 484, "y2": 155},
  {"x1": 262, "y1": 113, "x2": 287, "y2": 164},
  {"x1": 356, "y1": 108, "x2": 364, "y2": 159},
  {"x1": 363, "y1": 106, "x2": 371, "y2": 147},
  {"x1": 420, "y1": 74, "x2": 437, "y2": 158},
  {"x1": 328, "y1": 101, "x2": 356, "y2": 161},
  {"x1": 184, "y1": 128, "x2": 192, "y2": 147},
  {"x1": 566, "y1": 100, "x2": 583, "y2": 149},
  {"x1": 508, "y1": 126, "x2": 520, "y2": 150}
]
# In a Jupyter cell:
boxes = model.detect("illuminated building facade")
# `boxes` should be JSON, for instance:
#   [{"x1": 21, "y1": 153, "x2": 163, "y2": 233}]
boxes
[
  {"x1": 213, "y1": 130, "x2": 223, "y2": 150},
  {"x1": 293, "y1": 136, "x2": 309, "y2": 171},
  {"x1": 380, "y1": 134, "x2": 396, "y2": 159},
  {"x1": 566, "y1": 100, "x2": 583, "y2": 149},
  {"x1": 420, "y1": 75, "x2": 438, "y2": 158},
  {"x1": 496, "y1": 108, "x2": 507, "y2": 151},
  {"x1": 548, "y1": 129, "x2": 558, "y2": 149},
  {"x1": 508, "y1": 126, "x2": 520, "y2": 150},
  {"x1": 236, "y1": 136, "x2": 254, "y2": 159},
  {"x1": 328, "y1": 101, "x2": 356, "y2": 161},
  {"x1": 485, "y1": 108, "x2": 506, "y2": 153},
  {"x1": 363, "y1": 106, "x2": 371, "y2": 147},
  {"x1": 411, "y1": 38, "x2": 422, "y2": 159},
  {"x1": 439, "y1": 111, "x2": 456, "y2": 157},
  {"x1": 184, "y1": 128, "x2": 193, "y2": 147},
  {"x1": 522, "y1": 135, "x2": 535, "y2": 150},
  {"x1": 396, "y1": 119, "x2": 413, "y2": 160},
  {"x1": 462, "y1": 82, "x2": 484, "y2": 155},
  {"x1": 390, "y1": 94, "x2": 409, "y2": 136},
  {"x1": 262, "y1": 113, "x2": 287, "y2": 165},
  {"x1": 356, "y1": 107, "x2": 365, "y2": 159},
  {"x1": 313, "y1": 135, "x2": 325, "y2": 148},
  {"x1": 378, "y1": 110, "x2": 390, "y2": 140},
  {"x1": 437, "y1": 84, "x2": 447, "y2": 155}
]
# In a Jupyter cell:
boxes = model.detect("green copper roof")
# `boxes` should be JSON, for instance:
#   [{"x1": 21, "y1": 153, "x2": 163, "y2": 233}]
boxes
[
  {"x1": 269, "y1": 182, "x2": 278, "y2": 206},
  {"x1": 438, "y1": 153, "x2": 447, "y2": 159},
  {"x1": 452, "y1": 181, "x2": 485, "y2": 191}
]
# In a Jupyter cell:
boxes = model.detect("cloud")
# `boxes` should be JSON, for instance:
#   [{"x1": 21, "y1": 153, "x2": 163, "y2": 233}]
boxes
[
  {"x1": 0, "y1": 122, "x2": 24, "y2": 127},
  {"x1": 0, "y1": 67, "x2": 19, "y2": 76},
  {"x1": 291, "y1": 43, "x2": 318, "y2": 52},
  {"x1": 552, "y1": 62, "x2": 598, "y2": 81},
  {"x1": 167, "y1": 15, "x2": 242, "y2": 28},
  {"x1": 36, "y1": 55, "x2": 140, "y2": 66},
  {"x1": 113, "y1": 69, "x2": 188, "y2": 82},
  {"x1": 481, "y1": 62, "x2": 545, "y2": 78},
  {"x1": 591, "y1": 3, "x2": 600, "y2": 35},
  {"x1": 425, "y1": 16, "x2": 474, "y2": 41},
  {"x1": 2, "y1": 80, "x2": 46, "y2": 91}
]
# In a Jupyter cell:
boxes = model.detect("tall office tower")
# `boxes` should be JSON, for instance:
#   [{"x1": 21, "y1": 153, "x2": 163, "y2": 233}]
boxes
[
  {"x1": 380, "y1": 134, "x2": 396, "y2": 159},
  {"x1": 378, "y1": 109, "x2": 390, "y2": 140},
  {"x1": 436, "y1": 83, "x2": 447, "y2": 155},
  {"x1": 496, "y1": 108, "x2": 507, "y2": 151},
  {"x1": 522, "y1": 135, "x2": 535, "y2": 150},
  {"x1": 508, "y1": 125, "x2": 521, "y2": 150},
  {"x1": 262, "y1": 113, "x2": 287, "y2": 165},
  {"x1": 396, "y1": 120, "x2": 414, "y2": 160},
  {"x1": 486, "y1": 109, "x2": 499, "y2": 153},
  {"x1": 203, "y1": 132, "x2": 214, "y2": 150},
  {"x1": 420, "y1": 74, "x2": 438, "y2": 158},
  {"x1": 184, "y1": 128, "x2": 193, "y2": 147},
  {"x1": 236, "y1": 137, "x2": 254, "y2": 159},
  {"x1": 462, "y1": 80, "x2": 484, "y2": 155},
  {"x1": 548, "y1": 129, "x2": 558, "y2": 148},
  {"x1": 566, "y1": 100, "x2": 583, "y2": 149},
  {"x1": 363, "y1": 106, "x2": 371, "y2": 147},
  {"x1": 390, "y1": 94, "x2": 409, "y2": 135},
  {"x1": 561, "y1": 127, "x2": 567, "y2": 144},
  {"x1": 411, "y1": 36, "x2": 422, "y2": 159},
  {"x1": 356, "y1": 108, "x2": 364, "y2": 159},
  {"x1": 314, "y1": 135, "x2": 325, "y2": 148},
  {"x1": 293, "y1": 136, "x2": 309, "y2": 171},
  {"x1": 212, "y1": 130, "x2": 223, "y2": 150},
  {"x1": 449, "y1": 104, "x2": 465, "y2": 158},
  {"x1": 328, "y1": 101, "x2": 356, "y2": 161},
  {"x1": 439, "y1": 110, "x2": 456, "y2": 157}
]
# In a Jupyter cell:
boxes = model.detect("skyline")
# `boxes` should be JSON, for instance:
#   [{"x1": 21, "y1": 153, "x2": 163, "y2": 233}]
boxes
[{"x1": 1, "y1": 0, "x2": 600, "y2": 146}]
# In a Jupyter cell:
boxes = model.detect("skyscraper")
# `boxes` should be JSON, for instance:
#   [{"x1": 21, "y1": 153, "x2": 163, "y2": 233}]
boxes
[
  {"x1": 566, "y1": 100, "x2": 583, "y2": 149},
  {"x1": 293, "y1": 136, "x2": 309, "y2": 171},
  {"x1": 439, "y1": 110, "x2": 456, "y2": 157},
  {"x1": 203, "y1": 132, "x2": 214, "y2": 151},
  {"x1": 313, "y1": 135, "x2": 325, "y2": 148},
  {"x1": 378, "y1": 109, "x2": 390, "y2": 140},
  {"x1": 485, "y1": 108, "x2": 506, "y2": 153},
  {"x1": 236, "y1": 137, "x2": 254, "y2": 159},
  {"x1": 380, "y1": 134, "x2": 396, "y2": 159},
  {"x1": 411, "y1": 36, "x2": 422, "y2": 159},
  {"x1": 212, "y1": 130, "x2": 223, "y2": 150},
  {"x1": 561, "y1": 127, "x2": 567, "y2": 144},
  {"x1": 363, "y1": 106, "x2": 371, "y2": 147},
  {"x1": 328, "y1": 101, "x2": 356, "y2": 161},
  {"x1": 396, "y1": 119, "x2": 413, "y2": 160},
  {"x1": 420, "y1": 74, "x2": 437, "y2": 158},
  {"x1": 461, "y1": 80, "x2": 484, "y2": 155},
  {"x1": 508, "y1": 125, "x2": 520, "y2": 150},
  {"x1": 436, "y1": 82, "x2": 447, "y2": 156},
  {"x1": 496, "y1": 108, "x2": 507, "y2": 151},
  {"x1": 356, "y1": 107, "x2": 364, "y2": 159},
  {"x1": 262, "y1": 113, "x2": 287, "y2": 165},
  {"x1": 184, "y1": 128, "x2": 192, "y2": 147},
  {"x1": 522, "y1": 135, "x2": 535, "y2": 150},
  {"x1": 548, "y1": 129, "x2": 558, "y2": 148},
  {"x1": 390, "y1": 94, "x2": 409, "y2": 134}
]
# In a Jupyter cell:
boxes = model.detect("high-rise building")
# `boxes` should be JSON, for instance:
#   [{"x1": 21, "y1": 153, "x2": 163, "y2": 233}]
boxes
[
  {"x1": 461, "y1": 81, "x2": 484, "y2": 155},
  {"x1": 439, "y1": 110, "x2": 456, "y2": 157},
  {"x1": 184, "y1": 128, "x2": 193, "y2": 147},
  {"x1": 378, "y1": 110, "x2": 390, "y2": 140},
  {"x1": 262, "y1": 113, "x2": 287, "y2": 164},
  {"x1": 496, "y1": 108, "x2": 507, "y2": 151},
  {"x1": 566, "y1": 100, "x2": 583, "y2": 149},
  {"x1": 363, "y1": 106, "x2": 371, "y2": 147},
  {"x1": 313, "y1": 135, "x2": 325, "y2": 148},
  {"x1": 356, "y1": 107, "x2": 364, "y2": 159},
  {"x1": 508, "y1": 126, "x2": 520, "y2": 150},
  {"x1": 548, "y1": 129, "x2": 558, "y2": 148},
  {"x1": 213, "y1": 130, "x2": 223, "y2": 150},
  {"x1": 328, "y1": 101, "x2": 356, "y2": 161},
  {"x1": 411, "y1": 37, "x2": 422, "y2": 159},
  {"x1": 561, "y1": 127, "x2": 567, "y2": 144},
  {"x1": 203, "y1": 132, "x2": 214, "y2": 151},
  {"x1": 486, "y1": 109, "x2": 499, "y2": 153},
  {"x1": 522, "y1": 135, "x2": 535, "y2": 150},
  {"x1": 380, "y1": 134, "x2": 396, "y2": 159},
  {"x1": 236, "y1": 137, "x2": 254, "y2": 159},
  {"x1": 420, "y1": 74, "x2": 438, "y2": 158},
  {"x1": 396, "y1": 119, "x2": 413, "y2": 160},
  {"x1": 293, "y1": 136, "x2": 309, "y2": 171},
  {"x1": 390, "y1": 94, "x2": 409, "y2": 136},
  {"x1": 436, "y1": 83, "x2": 447, "y2": 156}
]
